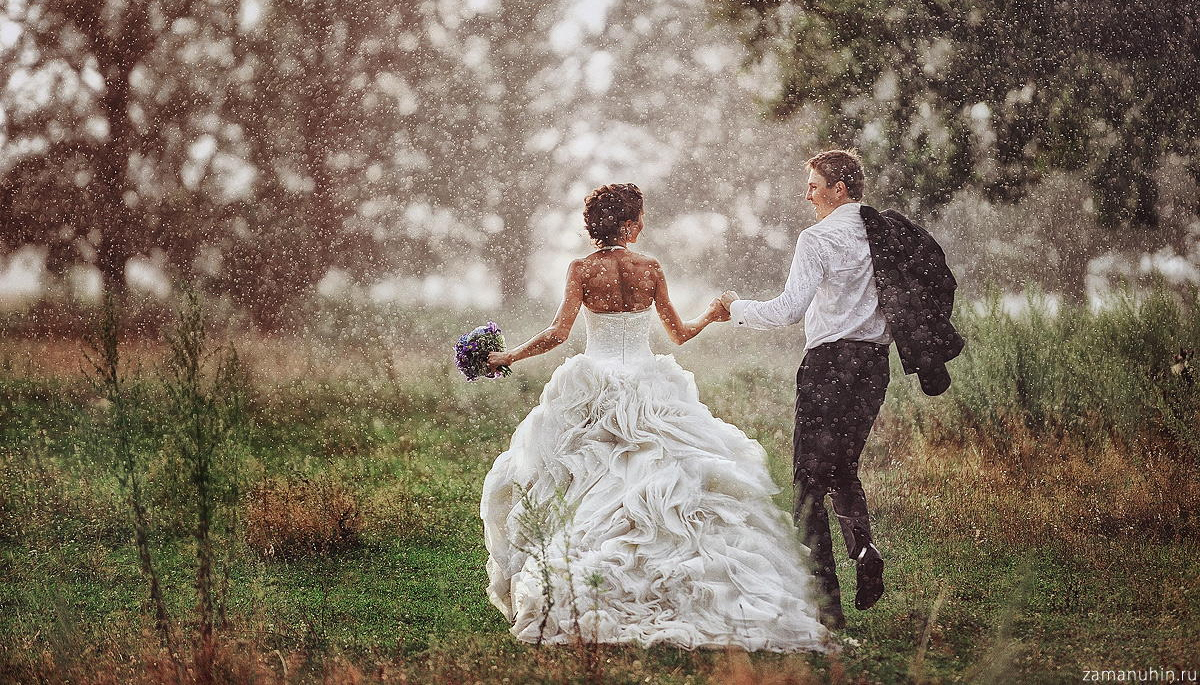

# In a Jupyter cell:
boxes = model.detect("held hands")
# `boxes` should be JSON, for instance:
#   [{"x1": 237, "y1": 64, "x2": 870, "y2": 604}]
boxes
[
  {"x1": 707, "y1": 297, "x2": 731, "y2": 322},
  {"x1": 707, "y1": 290, "x2": 738, "y2": 322}
]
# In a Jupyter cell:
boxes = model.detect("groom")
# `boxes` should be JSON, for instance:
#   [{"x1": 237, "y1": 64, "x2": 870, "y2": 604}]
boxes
[{"x1": 717, "y1": 149, "x2": 963, "y2": 629}]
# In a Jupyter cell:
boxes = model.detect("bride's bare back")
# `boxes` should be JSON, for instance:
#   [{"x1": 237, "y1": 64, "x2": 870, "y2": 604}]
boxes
[
  {"x1": 578, "y1": 249, "x2": 659, "y2": 313},
  {"x1": 570, "y1": 248, "x2": 710, "y2": 346}
]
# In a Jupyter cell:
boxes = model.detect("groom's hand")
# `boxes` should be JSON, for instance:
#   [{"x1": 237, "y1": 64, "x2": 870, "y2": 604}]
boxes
[{"x1": 719, "y1": 290, "x2": 738, "y2": 310}]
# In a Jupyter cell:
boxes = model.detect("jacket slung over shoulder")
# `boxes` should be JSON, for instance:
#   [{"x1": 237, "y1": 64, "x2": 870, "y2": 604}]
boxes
[{"x1": 859, "y1": 204, "x2": 965, "y2": 396}]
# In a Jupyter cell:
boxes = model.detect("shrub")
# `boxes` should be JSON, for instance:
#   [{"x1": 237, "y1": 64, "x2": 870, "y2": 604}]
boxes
[
  {"x1": 244, "y1": 476, "x2": 362, "y2": 559},
  {"x1": 917, "y1": 286, "x2": 1200, "y2": 454}
]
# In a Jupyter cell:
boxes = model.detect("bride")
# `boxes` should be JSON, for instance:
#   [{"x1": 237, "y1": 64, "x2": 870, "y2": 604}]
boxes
[{"x1": 481, "y1": 183, "x2": 838, "y2": 653}]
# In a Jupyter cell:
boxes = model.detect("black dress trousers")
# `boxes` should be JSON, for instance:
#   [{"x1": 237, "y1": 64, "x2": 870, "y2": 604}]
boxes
[{"x1": 792, "y1": 339, "x2": 890, "y2": 609}]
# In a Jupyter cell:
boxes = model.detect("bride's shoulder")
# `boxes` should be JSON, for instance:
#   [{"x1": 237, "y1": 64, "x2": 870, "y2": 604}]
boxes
[
  {"x1": 624, "y1": 252, "x2": 664, "y2": 282},
  {"x1": 625, "y1": 250, "x2": 661, "y2": 267}
]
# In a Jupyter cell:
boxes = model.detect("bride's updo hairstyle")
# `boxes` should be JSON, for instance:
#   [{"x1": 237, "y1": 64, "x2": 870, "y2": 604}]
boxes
[{"x1": 583, "y1": 183, "x2": 642, "y2": 247}]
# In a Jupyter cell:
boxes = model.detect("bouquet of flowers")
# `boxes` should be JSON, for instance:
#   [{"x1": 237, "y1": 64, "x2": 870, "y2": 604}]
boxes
[{"x1": 454, "y1": 321, "x2": 512, "y2": 380}]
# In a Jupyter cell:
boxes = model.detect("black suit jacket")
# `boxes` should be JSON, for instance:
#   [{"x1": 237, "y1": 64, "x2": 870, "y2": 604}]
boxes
[{"x1": 860, "y1": 204, "x2": 964, "y2": 396}]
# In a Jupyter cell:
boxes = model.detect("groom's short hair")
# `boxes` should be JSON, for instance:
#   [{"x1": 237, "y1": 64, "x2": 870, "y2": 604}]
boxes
[{"x1": 807, "y1": 149, "x2": 865, "y2": 201}]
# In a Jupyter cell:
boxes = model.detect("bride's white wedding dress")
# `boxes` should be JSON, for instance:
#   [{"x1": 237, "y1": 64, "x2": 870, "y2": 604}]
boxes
[{"x1": 480, "y1": 307, "x2": 837, "y2": 653}]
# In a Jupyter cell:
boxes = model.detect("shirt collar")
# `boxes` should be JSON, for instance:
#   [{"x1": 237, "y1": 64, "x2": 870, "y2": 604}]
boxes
[{"x1": 827, "y1": 202, "x2": 862, "y2": 221}]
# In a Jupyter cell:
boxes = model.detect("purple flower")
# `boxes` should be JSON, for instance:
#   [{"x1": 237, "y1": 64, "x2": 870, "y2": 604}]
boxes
[{"x1": 454, "y1": 321, "x2": 512, "y2": 381}]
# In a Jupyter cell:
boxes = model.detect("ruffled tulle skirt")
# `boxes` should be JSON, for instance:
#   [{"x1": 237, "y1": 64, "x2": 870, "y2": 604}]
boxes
[{"x1": 480, "y1": 352, "x2": 838, "y2": 653}]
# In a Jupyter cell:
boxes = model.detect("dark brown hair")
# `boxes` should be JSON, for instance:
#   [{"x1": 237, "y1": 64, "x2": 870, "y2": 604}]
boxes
[
  {"x1": 806, "y1": 149, "x2": 865, "y2": 201},
  {"x1": 583, "y1": 183, "x2": 643, "y2": 246}
]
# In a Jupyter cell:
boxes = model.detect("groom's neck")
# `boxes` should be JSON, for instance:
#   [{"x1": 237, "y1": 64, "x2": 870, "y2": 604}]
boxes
[{"x1": 815, "y1": 199, "x2": 854, "y2": 221}]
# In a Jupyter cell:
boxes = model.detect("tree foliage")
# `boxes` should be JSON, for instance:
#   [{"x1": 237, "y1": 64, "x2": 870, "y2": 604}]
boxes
[
  {"x1": 0, "y1": 0, "x2": 211, "y2": 292},
  {"x1": 0, "y1": 0, "x2": 584, "y2": 321},
  {"x1": 713, "y1": 0, "x2": 1200, "y2": 299}
]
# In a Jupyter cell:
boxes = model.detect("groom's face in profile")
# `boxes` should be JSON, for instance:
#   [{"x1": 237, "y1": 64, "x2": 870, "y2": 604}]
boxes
[{"x1": 805, "y1": 168, "x2": 847, "y2": 221}]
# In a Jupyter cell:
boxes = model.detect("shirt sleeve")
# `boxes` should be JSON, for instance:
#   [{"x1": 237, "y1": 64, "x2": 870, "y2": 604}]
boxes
[{"x1": 730, "y1": 231, "x2": 825, "y2": 330}]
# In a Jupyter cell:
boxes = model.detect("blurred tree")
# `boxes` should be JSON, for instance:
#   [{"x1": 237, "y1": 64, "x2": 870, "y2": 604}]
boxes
[
  {"x1": 422, "y1": 0, "x2": 571, "y2": 305},
  {"x1": 212, "y1": 0, "x2": 414, "y2": 329},
  {"x1": 0, "y1": 0, "x2": 208, "y2": 295},
  {"x1": 549, "y1": 0, "x2": 823, "y2": 297},
  {"x1": 711, "y1": 0, "x2": 1200, "y2": 302},
  {"x1": 0, "y1": 0, "x2": 472, "y2": 328}
]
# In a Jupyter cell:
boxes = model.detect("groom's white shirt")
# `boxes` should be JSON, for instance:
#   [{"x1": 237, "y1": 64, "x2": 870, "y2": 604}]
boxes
[{"x1": 729, "y1": 201, "x2": 892, "y2": 350}]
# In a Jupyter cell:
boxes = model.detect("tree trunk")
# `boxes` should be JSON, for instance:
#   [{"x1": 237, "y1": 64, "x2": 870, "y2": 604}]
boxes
[
  {"x1": 94, "y1": 90, "x2": 134, "y2": 296},
  {"x1": 85, "y1": 13, "x2": 144, "y2": 298},
  {"x1": 239, "y1": 248, "x2": 320, "y2": 333},
  {"x1": 485, "y1": 1, "x2": 547, "y2": 307},
  {"x1": 1057, "y1": 246, "x2": 1092, "y2": 308},
  {"x1": 490, "y1": 207, "x2": 531, "y2": 306}
]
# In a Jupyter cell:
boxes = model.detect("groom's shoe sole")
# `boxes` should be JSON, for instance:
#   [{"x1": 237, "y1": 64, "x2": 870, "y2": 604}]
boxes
[{"x1": 854, "y1": 546, "x2": 885, "y2": 610}]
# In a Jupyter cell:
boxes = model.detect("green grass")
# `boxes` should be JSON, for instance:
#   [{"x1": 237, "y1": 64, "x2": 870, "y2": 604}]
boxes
[{"x1": 1, "y1": 289, "x2": 1199, "y2": 682}]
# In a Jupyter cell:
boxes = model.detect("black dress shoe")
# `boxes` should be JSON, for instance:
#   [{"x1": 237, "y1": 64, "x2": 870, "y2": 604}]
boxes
[{"x1": 854, "y1": 543, "x2": 884, "y2": 610}]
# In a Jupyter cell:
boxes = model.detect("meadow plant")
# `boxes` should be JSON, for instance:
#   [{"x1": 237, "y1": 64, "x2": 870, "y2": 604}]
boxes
[
  {"x1": 511, "y1": 481, "x2": 570, "y2": 646},
  {"x1": 559, "y1": 507, "x2": 607, "y2": 683},
  {"x1": 243, "y1": 475, "x2": 362, "y2": 559},
  {"x1": 3, "y1": 285, "x2": 1198, "y2": 683},
  {"x1": 872, "y1": 284, "x2": 1200, "y2": 551},
  {"x1": 908, "y1": 580, "x2": 950, "y2": 683},
  {"x1": 922, "y1": 285, "x2": 1200, "y2": 453},
  {"x1": 83, "y1": 291, "x2": 184, "y2": 677},
  {"x1": 509, "y1": 481, "x2": 614, "y2": 681},
  {"x1": 581, "y1": 570, "x2": 607, "y2": 680},
  {"x1": 162, "y1": 286, "x2": 248, "y2": 684}
]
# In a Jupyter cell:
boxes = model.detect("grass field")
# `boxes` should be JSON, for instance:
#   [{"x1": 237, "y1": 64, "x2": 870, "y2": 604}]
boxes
[{"x1": 1, "y1": 289, "x2": 1198, "y2": 683}]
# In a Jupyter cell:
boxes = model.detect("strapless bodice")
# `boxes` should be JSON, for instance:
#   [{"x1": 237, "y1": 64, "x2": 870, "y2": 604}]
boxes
[{"x1": 583, "y1": 307, "x2": 655, "y2": 364}]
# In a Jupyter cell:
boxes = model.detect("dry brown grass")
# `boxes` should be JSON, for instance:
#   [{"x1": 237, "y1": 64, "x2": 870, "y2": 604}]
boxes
[
  {"x1": 711, "y1": 648, "x2": 848, "y2": 685},
  {"x1": 867, "y1": 416, "x2": 1200, "y2": 555},
  {"x1": 0, "y1": 637, "x2": 385, "y2": 685},
  {"x1": 243, "y1": 476, "x2": 363, "y2": 560},
  {"x1": 2, "y1": 637, "x2": 863, "y2": 685},
  {"x1": 1, "y1": 337, "x2": 410, "y2": 383}
]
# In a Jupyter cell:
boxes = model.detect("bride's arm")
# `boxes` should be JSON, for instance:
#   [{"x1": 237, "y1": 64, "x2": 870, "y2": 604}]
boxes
[
  {"x1": 652, "y1": 261, "x2": 728, "y2": 345},
  {"x1": 487, "y1": 260, "x2": 584, "y2": 372}
]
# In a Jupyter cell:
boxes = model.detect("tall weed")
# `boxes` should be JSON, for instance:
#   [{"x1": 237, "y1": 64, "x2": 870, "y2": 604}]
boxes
[
  {"x1": 84, "y1": 291, "x2": 182, "y2": 674},
  {"x1": 162, "y1": 286, "x2": 249, "y2": 683}
]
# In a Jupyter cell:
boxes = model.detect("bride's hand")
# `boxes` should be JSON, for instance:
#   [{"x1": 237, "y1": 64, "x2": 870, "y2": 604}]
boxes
[
  {"x1": 707, "y1": 297, "x2": 731, "y2": 322},
  {"x1": 487, "y1": 351, "x2": 511, "y2": 375}
]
